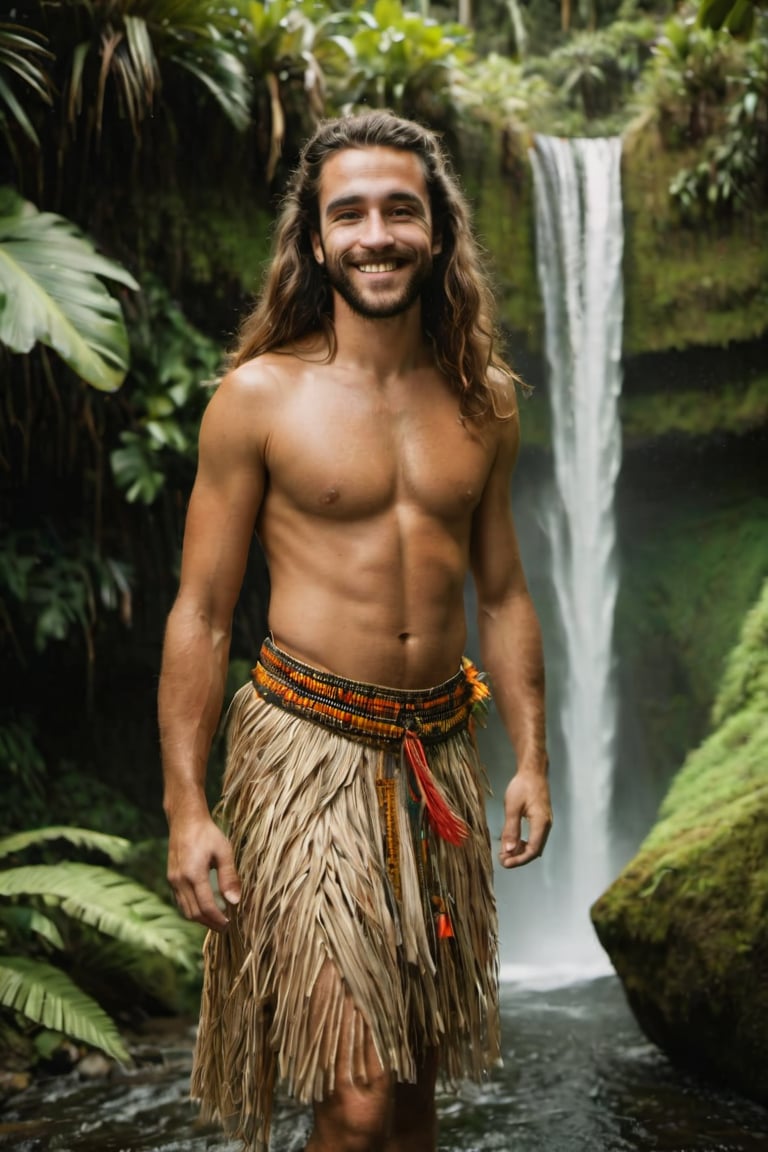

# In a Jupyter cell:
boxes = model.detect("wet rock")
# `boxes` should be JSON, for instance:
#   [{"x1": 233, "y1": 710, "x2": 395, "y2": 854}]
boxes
[
  {"x1": 0, "y1": 1069, "x2": 31, "y2": 1097},
  {"x1": 592, "y1": 582, "x2": 768, "y2": 1107},
  {"x1": 76, "y1": 1052, "x2": 113, "y2": 1080}
]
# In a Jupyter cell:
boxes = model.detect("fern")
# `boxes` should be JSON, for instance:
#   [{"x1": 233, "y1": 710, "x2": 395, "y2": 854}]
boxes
[
  {"x1": 0, "y1": 826, "x2": 132, "y2": 863},
  {"x1": 0, "y1": 956, "x2": 130, "y2": 1063},
  {"x1": 0, "y1": 863, "x2": 203, "y2": 969},
  {"x1": 0, "y1": 905, "x2": 65, "y2": 950}
]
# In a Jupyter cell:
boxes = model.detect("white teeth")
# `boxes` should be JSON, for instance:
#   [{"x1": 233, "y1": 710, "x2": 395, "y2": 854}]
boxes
[{"x1": 358, "y1": 262, "x2": 397, "y2": 273}]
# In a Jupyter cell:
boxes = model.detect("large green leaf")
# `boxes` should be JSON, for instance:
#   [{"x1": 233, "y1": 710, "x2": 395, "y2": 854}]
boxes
[
  {"x1": 0, "y1": 956, "x2": 130, "y2": 1062},
  {"x1": 0, "y1": 826, "x2": 132, "y2": 864},
  {"x1": 0, "y1": 863, "x2": 202, "y2": 969},
  {"x1": 0, "y1": 190, "x2": 138, "y2": 392}
]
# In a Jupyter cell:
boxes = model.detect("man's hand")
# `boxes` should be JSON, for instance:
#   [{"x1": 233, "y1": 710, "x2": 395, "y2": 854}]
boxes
[
  {"x1": 499, "y1": 769, "x2": 553, "y2": 868},
  {"x1": 167, "y1": 813, "x2": 242, "y2": 932}
]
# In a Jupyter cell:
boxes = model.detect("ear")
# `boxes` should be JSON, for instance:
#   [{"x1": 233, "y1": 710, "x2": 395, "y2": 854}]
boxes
[{"x1": 311, "y1": 231, "x2": 325, "y2": 264}]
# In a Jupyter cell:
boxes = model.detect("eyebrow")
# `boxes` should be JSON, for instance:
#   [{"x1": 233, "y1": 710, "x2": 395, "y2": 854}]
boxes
[{"x1": 324, "y1": 191, "x2": 427, "y2": 217}]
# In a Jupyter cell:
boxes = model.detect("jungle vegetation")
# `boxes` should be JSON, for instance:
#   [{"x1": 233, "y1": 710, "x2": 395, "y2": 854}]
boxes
[{"x1": 0, "y1": 0, "x2": 766, "y2": 1065}]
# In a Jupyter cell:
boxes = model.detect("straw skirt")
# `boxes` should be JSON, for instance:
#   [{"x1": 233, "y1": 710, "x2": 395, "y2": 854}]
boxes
[{"x1": 191, "y1": 680, "x2": 500, "y2": 1150}]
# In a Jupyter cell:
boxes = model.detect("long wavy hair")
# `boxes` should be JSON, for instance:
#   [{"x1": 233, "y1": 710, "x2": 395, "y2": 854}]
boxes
[{"x1": 230, "y1": 111, "x2": 514, "y2": 418}]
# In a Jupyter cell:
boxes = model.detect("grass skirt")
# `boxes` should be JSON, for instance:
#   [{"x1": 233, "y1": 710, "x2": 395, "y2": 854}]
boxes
[{"x1": 191, "y1": 668, "x2": 500, "y2": 1150}]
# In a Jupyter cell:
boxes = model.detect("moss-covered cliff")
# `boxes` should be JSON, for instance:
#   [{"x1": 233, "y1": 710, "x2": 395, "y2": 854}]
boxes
[
  {"x1": 591, "y1": 581, "x2": 768, "y2": 1105},
  {"x1": 459, "y1": 121, "x2": 768, "y2": 363}
]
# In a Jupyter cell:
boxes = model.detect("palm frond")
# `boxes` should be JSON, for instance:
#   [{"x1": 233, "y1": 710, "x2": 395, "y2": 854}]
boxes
[
  {"x1": 0, "y1": 190, "x2": 138, "y2": 392},
  {"x1": 0, "y1": 863, "x2": 203, "y2": 969},
  {"x1": 0, "y1": 906, "x2": 65, "y2": 951},
  {"x1": 58, "y1": 0, "x2": 251, "y2": 134},
  {"x1": 0, "y1": 826, "x2": 132, "y2": 864},
  {"x1": 0, "y1": 956, "x2": 130, "y2": 1063},
  {"x1": 0, "y1": 22, "x2": 53, "y2": 146}
]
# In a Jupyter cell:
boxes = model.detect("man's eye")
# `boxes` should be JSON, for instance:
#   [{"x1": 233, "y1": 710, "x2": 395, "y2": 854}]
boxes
[{"x1": 392, "y1": 207, "x2": 414, "y2": 218}]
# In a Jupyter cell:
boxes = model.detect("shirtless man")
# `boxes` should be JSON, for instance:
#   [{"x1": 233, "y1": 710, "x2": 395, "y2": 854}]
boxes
[{"x1": 159, "y1": 112, "x2": 552, "y2": 1152}]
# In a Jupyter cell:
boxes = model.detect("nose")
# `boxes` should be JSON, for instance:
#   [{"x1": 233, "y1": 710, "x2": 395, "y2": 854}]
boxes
[{"x1": 360, "y1": 211, "x2": 393, "y2": 249}]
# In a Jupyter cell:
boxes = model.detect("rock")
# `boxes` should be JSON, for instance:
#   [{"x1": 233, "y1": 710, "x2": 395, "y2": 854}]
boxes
[
  {"x1": 592, "y1": 581, "x2": 768, "y2": 1106},
  {"x1": 76, "y1": 1052, "x2": 113, "y2": 1080},
  {"x1": 0, "y1": 1069, "x2": 31, "y2": 1096}
]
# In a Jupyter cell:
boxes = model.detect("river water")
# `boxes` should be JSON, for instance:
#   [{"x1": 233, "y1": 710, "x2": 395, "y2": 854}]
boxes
[{"x1": 2, "y1": 975, "x2": 767, "y2": 1151}]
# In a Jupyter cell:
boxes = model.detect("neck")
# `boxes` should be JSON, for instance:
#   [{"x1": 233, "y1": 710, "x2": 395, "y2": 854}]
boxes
[{"x1": 330, "y1": 297, "x2": 432, "y2": 378}]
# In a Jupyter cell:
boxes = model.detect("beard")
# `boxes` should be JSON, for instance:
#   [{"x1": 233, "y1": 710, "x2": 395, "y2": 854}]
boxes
[{"x1": 320, "y1": 246, "x2": 434, "y2": 320}]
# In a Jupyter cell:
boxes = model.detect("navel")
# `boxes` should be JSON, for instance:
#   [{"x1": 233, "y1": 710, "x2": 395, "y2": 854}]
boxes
[{"x1": 398, "y1": 631, "x2": 410, "y2": 643}]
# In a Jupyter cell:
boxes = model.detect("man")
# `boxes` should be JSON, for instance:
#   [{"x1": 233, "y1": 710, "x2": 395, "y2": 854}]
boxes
[{"x1": 159, "y1": 111, "x2": 552, "y2": 1152}]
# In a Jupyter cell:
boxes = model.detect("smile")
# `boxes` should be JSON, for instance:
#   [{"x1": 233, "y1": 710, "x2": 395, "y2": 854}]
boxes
[{"x1": 357, "y1": 261, "x2": 399, "y2": 273}]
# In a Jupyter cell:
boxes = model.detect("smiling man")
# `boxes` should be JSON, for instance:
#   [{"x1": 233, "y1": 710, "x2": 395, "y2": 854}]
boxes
[{"x1": 158, "y1": 112, "x2": 552, "y2": 1152}]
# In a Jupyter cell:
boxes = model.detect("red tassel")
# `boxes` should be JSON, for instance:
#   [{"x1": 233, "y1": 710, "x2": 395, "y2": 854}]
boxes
[{"x1": 403, "y1": 730, "x2": 470, "y2": 846}]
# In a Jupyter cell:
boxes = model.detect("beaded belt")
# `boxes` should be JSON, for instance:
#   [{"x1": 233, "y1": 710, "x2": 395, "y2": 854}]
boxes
[{"x1": 252, "y1": 636, "x2": 491, "y2": 845}]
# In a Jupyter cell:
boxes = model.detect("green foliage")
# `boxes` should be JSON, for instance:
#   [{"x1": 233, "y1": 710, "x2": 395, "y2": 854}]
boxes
[
  {"x1": 47, "y1": 0, "x2": 250, "y2": 138},
  {"x1": 0, "y1": 827, "x2": 132, "y2": 865},
  {"x1": 639, "y1": 17, "x2": 743, "y2": 146},
  {"x1": 455, "y1": 52, "x2": 554, "y2": 130},
  {"x1": 591, "y1": 583, "x2": 768, "y2": 1108},
  {"x1": 0, "y1": 21, "x2": 52, "y2": 148},
  {"x1": 0, "y1": 863, "x2": 199, "y2": 967},
  {"x1": 457, "y1": 18, "x2": 657, "y2": 134},
  {"x1": 237, "y1": 0, "x2": 330, "y2": 178},
  {"x1": 621, "y1": 119, "x2": 768, "y2": 353},
  {"x1": 615, "y1": 493, "x2": 768, "y2": 779},
  {"x1": 699, "y1": 0, "x2": 758, "y2": 38},
  {"x1": 0, "y1": 717, "x2": 46, "y2": 831},
  {"x1": 667, "y1": 32, "x2": 768, "y2": 219},
  {"x1": 326, "y1": 0, "x2": 472, "y2": 118},
  {"x1": 0, "y1": 527, "x2": 132, "y2": 657},
  {"x1": 621, "y1": 373, "x2": 768, "y2": 439},
  {"x1": 0, "y1": 826, "x2": 203, "y2": 1062},
  {"x1": 712, "y1": 578, "x2": 768, "y2": 725},
  {"x1": 0, "y1": 188, "x2": 138, "y2": 392},
  {"x1": 0, "y1": 957, "x2": 130, "y2": 1064},
  {"x1": 111, "y1": 280, "x2": 221, "y2": 504}
]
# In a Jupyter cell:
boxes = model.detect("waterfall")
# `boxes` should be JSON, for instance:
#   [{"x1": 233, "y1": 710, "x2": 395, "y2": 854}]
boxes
[{"x1": 526, "y1": 135, "x2": 624, "y2": 967}]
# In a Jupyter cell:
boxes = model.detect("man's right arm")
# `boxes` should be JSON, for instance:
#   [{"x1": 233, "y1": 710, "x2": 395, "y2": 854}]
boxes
[{"x1": 158, "y1": 369, "x2": 265, "y2": 931}]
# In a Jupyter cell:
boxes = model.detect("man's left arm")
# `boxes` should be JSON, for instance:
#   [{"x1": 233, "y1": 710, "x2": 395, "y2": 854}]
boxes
[{"x1": 470, "y1": 395, "x2": 553, "y2": 868}]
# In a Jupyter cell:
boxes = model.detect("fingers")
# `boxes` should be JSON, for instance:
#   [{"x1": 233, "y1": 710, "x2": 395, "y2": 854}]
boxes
[
  {"x1": 499, "y1": 775, "x2": 553, "y2": 870},
  {"x1": 167, "y1": 824, "x2": 241, "y2": 933}
]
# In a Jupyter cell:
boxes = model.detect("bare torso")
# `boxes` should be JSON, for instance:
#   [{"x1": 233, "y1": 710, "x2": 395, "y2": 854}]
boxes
[{"x1": 242, "y1": 346, "x2": 497, "y2": 688}]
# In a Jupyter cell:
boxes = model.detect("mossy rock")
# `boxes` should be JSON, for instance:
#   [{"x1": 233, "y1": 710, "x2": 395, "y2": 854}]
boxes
[{"x1": 592, "y1": 581, "x2": 768, "y2": 1104}]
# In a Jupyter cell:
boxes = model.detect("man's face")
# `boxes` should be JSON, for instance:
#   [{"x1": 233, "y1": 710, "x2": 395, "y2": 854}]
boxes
[{"x1": 311, "y1": 146, "x2": 442, "y2": 320}]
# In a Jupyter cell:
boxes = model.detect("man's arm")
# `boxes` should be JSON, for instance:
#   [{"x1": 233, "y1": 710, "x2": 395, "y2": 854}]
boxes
[
  {"x1": 158, "y1": 370, "x2": 265, "y2": 929},
  {"x1": 470, "y1": 392, "x2": 552, "y2": 868}
]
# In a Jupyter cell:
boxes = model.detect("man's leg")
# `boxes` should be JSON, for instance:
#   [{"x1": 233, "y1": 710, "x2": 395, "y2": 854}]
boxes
[
  {"x1": 386, "y1": 1048, "x2": 439, "y2": 1152},
  {"x1": 305, "y1": 967, "x2": 394, "y2": 1152},
  {"x1": 307, "y1": 1045, "x2": 438, "y2": 1152}
]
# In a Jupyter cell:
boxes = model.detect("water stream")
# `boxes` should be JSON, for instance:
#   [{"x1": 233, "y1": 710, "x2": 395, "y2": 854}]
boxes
[{"x1": 2, "y1": 977, "x2": 767, "y2": 1151}]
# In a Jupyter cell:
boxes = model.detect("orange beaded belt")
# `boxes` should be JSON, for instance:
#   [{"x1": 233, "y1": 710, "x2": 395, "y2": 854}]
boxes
[{"x1": 252, "y1": 636, "x2": 491, "y2": 845}]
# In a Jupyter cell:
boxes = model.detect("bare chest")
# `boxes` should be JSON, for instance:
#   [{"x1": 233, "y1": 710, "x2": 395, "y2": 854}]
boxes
[{"x1": 265, "y1": 384, "x2": 493, "y2": 522}]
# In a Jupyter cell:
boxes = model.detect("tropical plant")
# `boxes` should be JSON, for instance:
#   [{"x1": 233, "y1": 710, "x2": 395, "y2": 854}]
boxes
[
  {"x1": 669, "y1": 30, "x2": 768, "y2": 217},
  {"x1": 0, "y1": 187, "x2": 138, "y2": 392},
  {"x1": 325, "y1": 0, "x2": 472, "y2": 120},
  {"x1": 0, "y1": 20, "x2": 52, "y2": 150},
  {"x1": 237, "y1": 0, "x2": 332, "y2": 180},
  {"x1": 640, "y1": 18, "x2": 741, "y2": 147},
  {"x1": 111, "y1": 279, "x2": 221, "y2": 504},
  {"x1": 0, "y1": 826, "x2": 203, "y2": 1063},
  {"x1": 38, "y1": 0, "x2": 251, "y2": 141},
  {"x1": 698, "y1": 0, "x2": 762, "y2": 37}
]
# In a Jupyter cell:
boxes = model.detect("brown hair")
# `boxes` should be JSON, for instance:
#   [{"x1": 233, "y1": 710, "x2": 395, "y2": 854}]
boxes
[{"x1": 231, "y1": 110, "x2": 515, "y2": 418}]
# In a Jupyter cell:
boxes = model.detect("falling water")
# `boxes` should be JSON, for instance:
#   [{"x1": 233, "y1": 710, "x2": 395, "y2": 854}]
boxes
[{"x1": 528, "y1": 135, "x2": 624, "y2": 962}]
